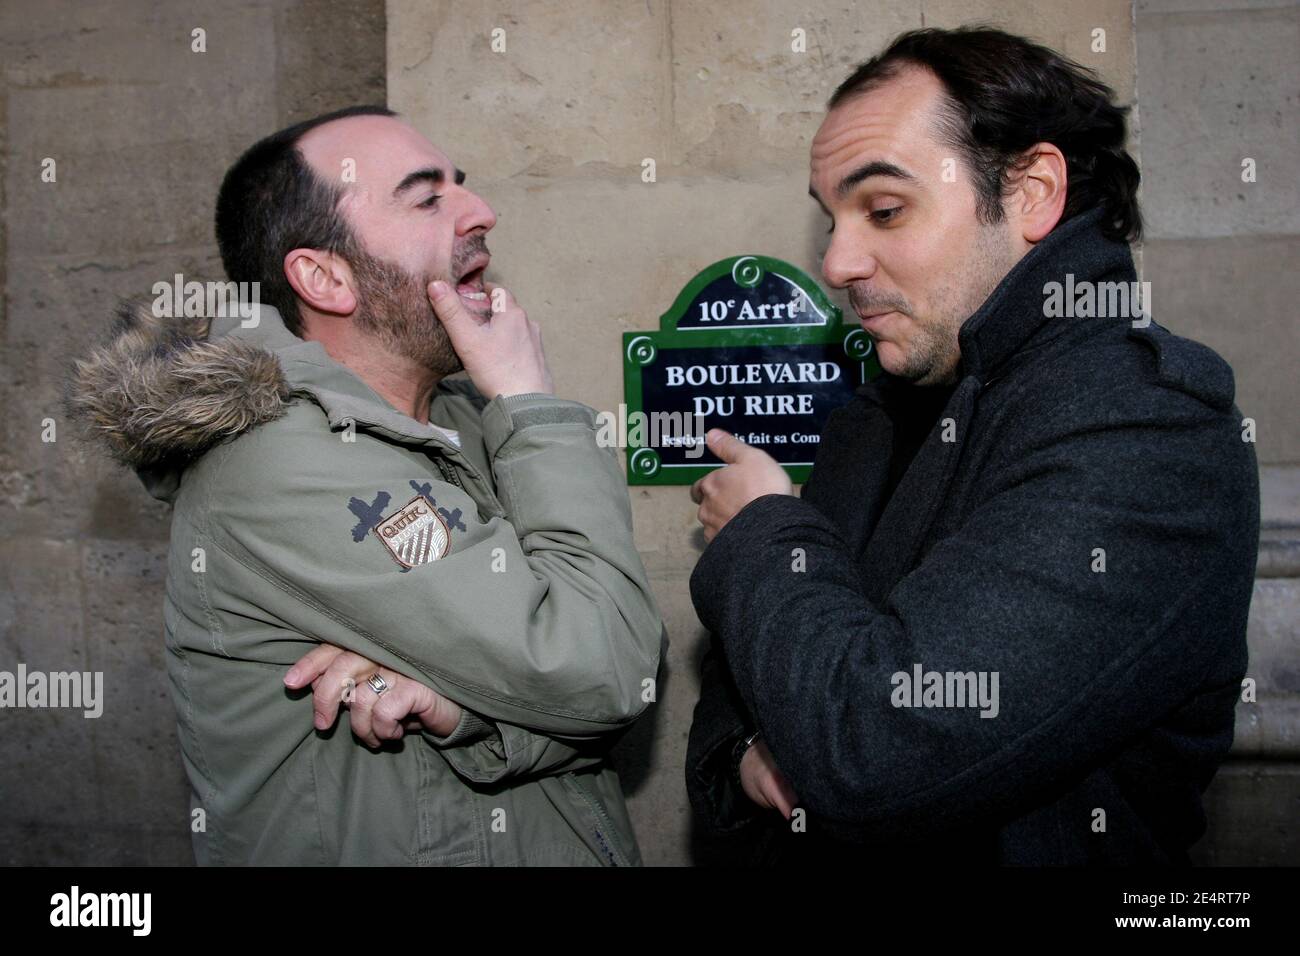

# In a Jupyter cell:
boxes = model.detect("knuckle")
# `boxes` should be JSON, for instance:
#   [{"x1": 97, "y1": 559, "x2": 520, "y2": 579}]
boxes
[
  {"x1": 308, "y1": 644, "x2": 337, "y2": 664},
  {"x1": 322, "y1": 660, "x2": 351, "y2": 686}
]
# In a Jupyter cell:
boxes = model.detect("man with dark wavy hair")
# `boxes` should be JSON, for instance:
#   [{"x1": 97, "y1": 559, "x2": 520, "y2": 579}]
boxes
[{"x1": 686, "y1": 27, "x2": 1258, "y2": 864}]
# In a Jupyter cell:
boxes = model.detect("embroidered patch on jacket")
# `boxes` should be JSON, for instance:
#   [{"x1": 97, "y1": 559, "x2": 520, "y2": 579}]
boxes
[
  {"x1": 348, "y1": 491, "x2": 392, "y2": 542},
  {"x1": 372, "y1": 495, "x2": 451, "y2": 568}
]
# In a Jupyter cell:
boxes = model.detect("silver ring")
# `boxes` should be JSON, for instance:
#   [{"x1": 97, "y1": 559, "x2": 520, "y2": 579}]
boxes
[{"x1": 365, "y1": 672, "x2": 390, "y2": 696}]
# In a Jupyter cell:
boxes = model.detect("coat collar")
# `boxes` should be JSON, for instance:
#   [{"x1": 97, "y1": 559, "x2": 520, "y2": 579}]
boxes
[
  {"x1": 214, "y1": 307, "x2": 466, "y2": 451},
  {"x1": 854, "y1": 206, "x2": 1136, "y2": 406},
  {"x1": 956, "y1": 206, "x2": 1135, "y2": 383}
]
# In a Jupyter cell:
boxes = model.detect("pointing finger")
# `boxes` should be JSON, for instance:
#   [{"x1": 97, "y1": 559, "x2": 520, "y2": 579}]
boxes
[{"x1": 706, "y1": 428, "x2": 749, "y2": 464}]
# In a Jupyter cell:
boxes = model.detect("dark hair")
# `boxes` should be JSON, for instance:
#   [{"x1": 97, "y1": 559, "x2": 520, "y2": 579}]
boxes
[
  {"x1": 214, "y1": 105, "x2": 397, "y2": 336},
  {"x1": 829, "y1": 27, "x2": 1141, "y2": 243}
]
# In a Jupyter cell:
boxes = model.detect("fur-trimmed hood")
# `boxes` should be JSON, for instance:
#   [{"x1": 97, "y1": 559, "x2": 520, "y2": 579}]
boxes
[
  {"x1": 67, "y1": 298, "x2": 477, "y2": 503},
  {"x1": 66, "y1": 299, "x2": 296, "y2": 476}
]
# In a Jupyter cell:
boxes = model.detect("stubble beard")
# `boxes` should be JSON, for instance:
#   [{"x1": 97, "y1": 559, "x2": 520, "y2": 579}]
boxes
[
  {"x1": 350, "y1": 249, "x2": 463, "y2": 378},
  {"x1": 854, "y1": 219, "x2": 1017, "y2": 387}
]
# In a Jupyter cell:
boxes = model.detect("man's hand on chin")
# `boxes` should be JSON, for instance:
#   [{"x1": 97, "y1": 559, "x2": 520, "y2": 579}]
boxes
[
  {"x1": 690, "y1": 428, "x2": 794, "y2": 543},
  {"x1": 428, "y1": 279, "x2": 554, "y2": 400}
]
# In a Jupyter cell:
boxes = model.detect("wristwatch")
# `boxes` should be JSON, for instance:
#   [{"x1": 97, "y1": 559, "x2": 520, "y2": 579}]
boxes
[{"x1": 729, "y1": 728, "x2": 762, "y2": 791}]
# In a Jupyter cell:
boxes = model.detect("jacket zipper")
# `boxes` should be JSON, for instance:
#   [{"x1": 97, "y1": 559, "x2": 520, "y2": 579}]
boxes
[
  {"x1": 563, "y1": 775, "x2": 627, "y2": 867},
  {"x1": 433, "y1": 454, "x2": 465, "y2": 491},
  {"x1": 432, "y1": 447, "x2": 511, "y2": 521}
]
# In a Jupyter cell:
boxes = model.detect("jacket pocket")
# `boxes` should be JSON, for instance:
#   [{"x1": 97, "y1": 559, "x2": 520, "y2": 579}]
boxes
[{"x1": 414, "y1": 739, "x2": 487, "y2": 866}]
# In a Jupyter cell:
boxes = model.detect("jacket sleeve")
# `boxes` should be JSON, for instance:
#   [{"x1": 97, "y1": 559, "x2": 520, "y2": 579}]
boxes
[
  {"x1": 689, "y1": 385, "x2": 1257, "y2": 842},
  {"x1": 422, "y1": 625, "x2": 668, "y2": 783},
  {"x1": 200, "y1": 392, "x2": 664, "y2": 744}
]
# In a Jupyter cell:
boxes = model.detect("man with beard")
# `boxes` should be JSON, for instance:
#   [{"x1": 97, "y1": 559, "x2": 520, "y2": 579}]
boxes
[
  {"x1": 67, "y1": 106, "x2": 663, "y2": 865},
  {"x1": 685, "y1": 28, "x2": 1258, "y2": 864}
]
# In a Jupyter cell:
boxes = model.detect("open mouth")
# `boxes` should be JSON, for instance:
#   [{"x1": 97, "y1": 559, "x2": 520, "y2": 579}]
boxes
[{"x1": 455, "y1": 260, "x2": 489, "y2": 302}]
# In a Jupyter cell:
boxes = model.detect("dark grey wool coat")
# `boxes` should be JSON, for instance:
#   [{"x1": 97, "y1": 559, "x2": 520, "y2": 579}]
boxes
[{"x1": 686, "y1": 207, "x2": 1259, "y2": 865}]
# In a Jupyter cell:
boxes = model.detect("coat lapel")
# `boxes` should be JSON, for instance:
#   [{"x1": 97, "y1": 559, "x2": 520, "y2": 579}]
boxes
[
  {"x1": 800, "y1": 390, "x2": 893, "y2": 562},
  {"x1": 857, "y1": 375, "x2": 980, "y2": 605}
]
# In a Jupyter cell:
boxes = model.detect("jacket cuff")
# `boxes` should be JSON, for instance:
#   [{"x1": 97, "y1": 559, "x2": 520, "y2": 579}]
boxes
[
  {"x1": 692, "y1": 726, "x2": 764, "y2": 835},
  {"x1": 422, "y1": 719, "x2": 528, "y2": 784},
  {"x1": 480, "y1": 392, "x2": 597, "y2": 460},
  {"x1": 422, "y1": 707, "x2": 499, "y2": 748}
]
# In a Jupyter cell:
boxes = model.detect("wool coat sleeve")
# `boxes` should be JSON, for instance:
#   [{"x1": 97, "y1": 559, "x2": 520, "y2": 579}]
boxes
[{"x1": 689, "y1": 364, "x2": 1258, "y2": 843}]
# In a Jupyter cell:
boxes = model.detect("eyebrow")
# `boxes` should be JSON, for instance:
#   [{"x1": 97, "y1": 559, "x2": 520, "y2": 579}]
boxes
[
  {"x1": 393, "y1": 166, "x2": 466, "y2": 197},
  {"x1": 809, "y1": 159, "x2": 919, "y2": 204}
]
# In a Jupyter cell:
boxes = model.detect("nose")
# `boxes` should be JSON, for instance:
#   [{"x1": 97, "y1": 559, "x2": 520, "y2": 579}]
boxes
[
  {"x1": 822, "y1": 230, "x2": 877, "y2": 290},
  {"x1": 458, "y1": 188, "x2": 497, "y2": 235}
]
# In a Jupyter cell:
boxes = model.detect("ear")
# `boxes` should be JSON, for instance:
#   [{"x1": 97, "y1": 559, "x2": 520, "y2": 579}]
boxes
[
  {"x1": 283, "y1": 248, "x2": 359, "y2": 316},
  {"x1": 1009, "y1": 143, "x2": 1067, "y2": 243}
]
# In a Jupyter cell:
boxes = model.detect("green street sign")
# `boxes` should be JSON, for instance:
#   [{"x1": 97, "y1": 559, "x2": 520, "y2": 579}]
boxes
[{"x1": 620, "y1": 254, "x2": 882, "y2": 485}]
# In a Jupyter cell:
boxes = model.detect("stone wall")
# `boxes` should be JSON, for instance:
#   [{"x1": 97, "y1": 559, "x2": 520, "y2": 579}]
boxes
[{"x1": 0, "y1": 0, "x2": 386, "y2": 864}]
